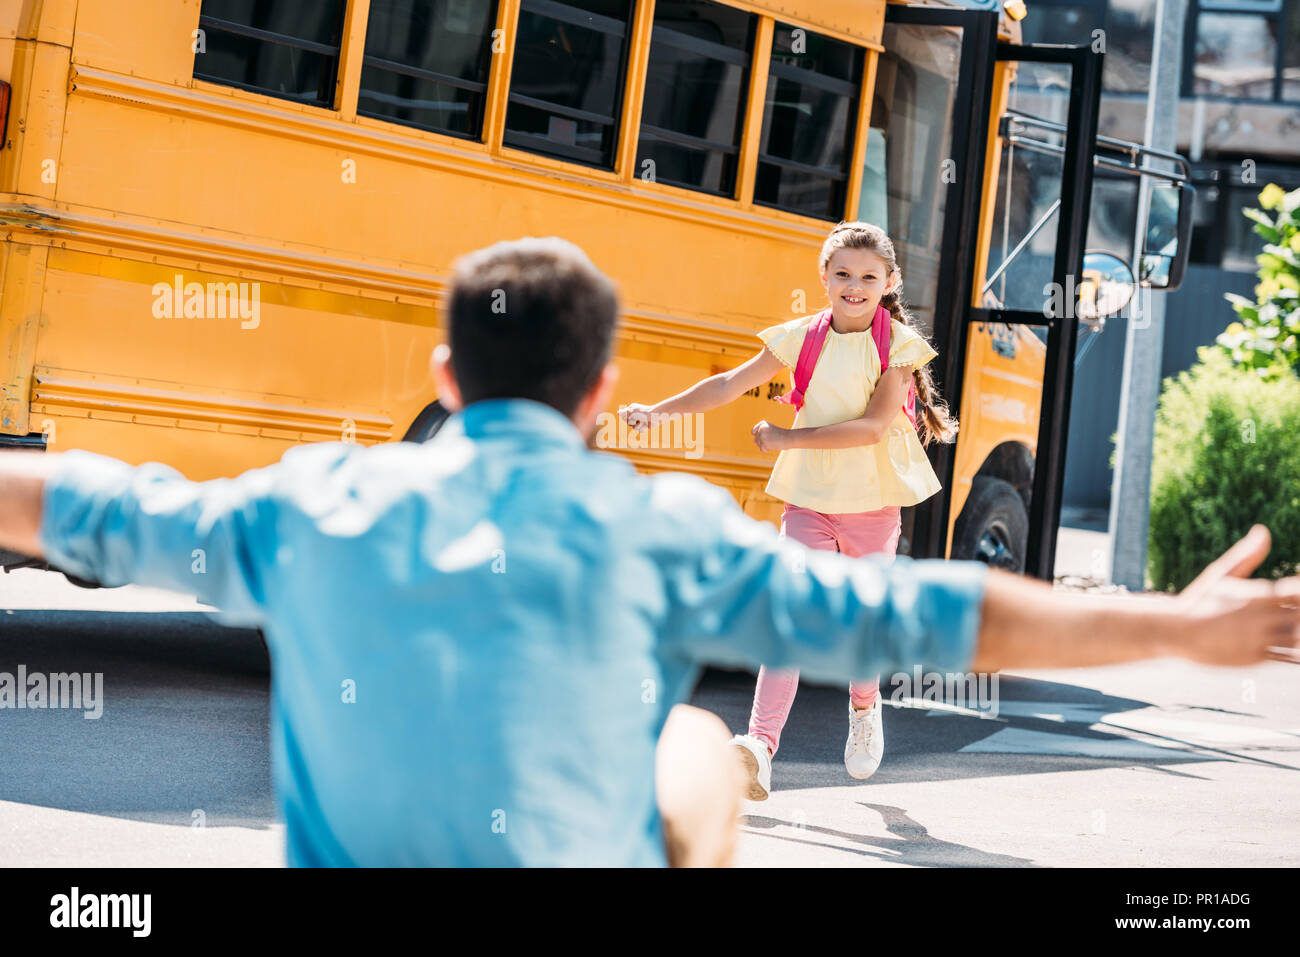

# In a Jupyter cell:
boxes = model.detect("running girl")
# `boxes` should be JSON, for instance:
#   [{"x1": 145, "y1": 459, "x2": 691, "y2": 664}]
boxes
[{"x1": 620, "y1": 221, "x2": 958, "y2": 799}]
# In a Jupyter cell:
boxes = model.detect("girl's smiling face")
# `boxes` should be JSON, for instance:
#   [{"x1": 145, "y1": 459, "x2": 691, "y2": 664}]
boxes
[{"x1": 822, "y1": 247, "x2": 897, "y2": 321}]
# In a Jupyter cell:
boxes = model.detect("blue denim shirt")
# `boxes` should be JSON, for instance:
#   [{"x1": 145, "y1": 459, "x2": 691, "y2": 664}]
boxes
[{"x1": 39, "y1": 398, "x2": 988, "y2": 866}]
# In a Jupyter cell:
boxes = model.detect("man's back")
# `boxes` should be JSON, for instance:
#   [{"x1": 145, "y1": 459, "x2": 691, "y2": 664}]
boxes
[
  {"x1": 265, "y1": 400, "x2": 705, "y2": 865},
  {"x1": 39, "y1": 401, "x2": 693, "y2": 863}
]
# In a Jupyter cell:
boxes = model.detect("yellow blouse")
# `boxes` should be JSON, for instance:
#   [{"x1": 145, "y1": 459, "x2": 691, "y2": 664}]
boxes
[{"x1": 757, "y1": 312, "x2": 943, "y2": 514}]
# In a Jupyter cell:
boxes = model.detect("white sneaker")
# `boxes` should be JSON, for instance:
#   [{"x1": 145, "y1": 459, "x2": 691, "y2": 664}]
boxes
[
  {"x1": 730, "y1": 734, "x2": 772, "y2": 801},
  {"x1": 844, "y1": 700, "x2": 885, "y2": 780}
]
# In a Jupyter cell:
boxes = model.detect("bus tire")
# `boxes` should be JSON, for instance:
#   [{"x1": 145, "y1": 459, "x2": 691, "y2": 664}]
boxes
[
  {"x1": 62, "y1": 571, "x2": 105, "y2": 589},
  {"x1": 0, "y1": 548, "x2": 108, "y2": 588},
  {"x1": 402, "y1": 400, "x2": 451, "y2": 443},
  {"x1": 952, "y1": 476, "x2": 1028, "y2": 572}
]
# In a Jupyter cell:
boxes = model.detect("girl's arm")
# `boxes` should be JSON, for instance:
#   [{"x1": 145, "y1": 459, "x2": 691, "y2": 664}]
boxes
[
  {"x1": 758, "y1": 366, "x2": 912, "y2": 452},
  {"x1": 624, "y1": 348, "x2": 784, "y2": 425}
]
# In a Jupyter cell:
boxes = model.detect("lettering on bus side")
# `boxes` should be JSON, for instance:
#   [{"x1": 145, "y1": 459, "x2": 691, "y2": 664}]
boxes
[{"x1": 739, "y1": 383, "x2": 785, "y2": 400}]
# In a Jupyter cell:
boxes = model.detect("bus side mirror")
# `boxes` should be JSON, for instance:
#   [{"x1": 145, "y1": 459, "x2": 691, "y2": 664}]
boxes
[
  {"x1": 1139, "y1": 182, "x2": 1194, "y2": 292},
  {"x1": 1078, "y1": 251, "x2": 1135, "y2": 325}
]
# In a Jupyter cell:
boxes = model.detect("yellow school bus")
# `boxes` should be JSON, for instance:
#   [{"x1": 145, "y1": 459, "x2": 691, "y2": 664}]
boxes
[{"x1": 0, "y1": 0, "x2": 1190, "y2": 579}]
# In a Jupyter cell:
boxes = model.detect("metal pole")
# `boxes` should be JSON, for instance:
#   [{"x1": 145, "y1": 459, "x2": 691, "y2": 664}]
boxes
[{"x1": 1107, "y1": 0, "x2": 1188, "y2": 588}]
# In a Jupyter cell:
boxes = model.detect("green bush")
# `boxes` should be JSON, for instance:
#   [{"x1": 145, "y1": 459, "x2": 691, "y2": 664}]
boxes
[
  {"x1": 1217, "y1": 182, "x2": 1300, "y2": 380},
  {"x1": 1148, "y1": 347, "x2": 1300, "y2": 591}
]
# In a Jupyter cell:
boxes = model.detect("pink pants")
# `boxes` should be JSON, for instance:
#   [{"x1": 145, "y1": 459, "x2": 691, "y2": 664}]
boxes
[{"x1": 748, "y1": 503, "x2": 903, "y2": 756}]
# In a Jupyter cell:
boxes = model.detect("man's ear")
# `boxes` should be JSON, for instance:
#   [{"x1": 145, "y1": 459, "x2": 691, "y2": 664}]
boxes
[
  {"x1": 430, "y1": 344, "x2": 462, "y2": 412},
  {"x1": 576, "y1": 362, "x2": 619, "y2": 425}
]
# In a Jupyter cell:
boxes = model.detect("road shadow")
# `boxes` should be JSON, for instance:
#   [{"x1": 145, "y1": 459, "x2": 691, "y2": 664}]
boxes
[
  {"x1": 741, "y1": 804, "x2": 1037, "y2": 867},
  {"x1": 0, "y1": 609, "x2": 269, "y2": 674},
  {"x1": 0, "y1": 611, "x2": 274, "y2": 828},
  {"x1": 691, "y1": 667, "x2": 1293, "y2": 789}
]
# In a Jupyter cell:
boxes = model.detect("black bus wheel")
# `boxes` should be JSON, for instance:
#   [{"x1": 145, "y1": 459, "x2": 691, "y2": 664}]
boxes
[
  {"x1": 402, "y1": 400, "x2": 451, "y2": 443},
  {"x1": 952, "y1": 476, "x2": 1028, "y2": 573}
]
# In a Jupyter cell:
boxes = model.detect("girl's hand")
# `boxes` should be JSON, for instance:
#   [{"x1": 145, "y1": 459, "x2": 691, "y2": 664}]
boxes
[
  {"x1": 751, "y1": 420, "x2": 790, "y2": 453},
  {"x1": 619, "y1": 403, "x2": 655, "y2": 432}
]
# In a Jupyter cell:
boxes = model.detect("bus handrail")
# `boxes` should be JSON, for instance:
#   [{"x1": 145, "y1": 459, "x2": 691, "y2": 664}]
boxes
[{"x1": 1002, "y1": 108, "x2": 1190, "y2": 182}]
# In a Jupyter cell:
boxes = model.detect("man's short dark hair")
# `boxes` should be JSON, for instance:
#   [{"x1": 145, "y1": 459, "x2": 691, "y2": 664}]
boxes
[{"x1": 447, "y1": 237, "x2": 619, "y2": 418}]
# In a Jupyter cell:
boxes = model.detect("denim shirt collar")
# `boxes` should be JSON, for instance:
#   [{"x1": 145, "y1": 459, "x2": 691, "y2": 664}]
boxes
[{"x1": 444, "y1": 398, "x2": 588, "y2": 451}]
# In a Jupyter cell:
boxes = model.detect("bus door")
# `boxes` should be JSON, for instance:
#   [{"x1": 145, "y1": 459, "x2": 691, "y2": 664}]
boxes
[
  {"x1": 950, "y1": 42, "x2": 1104, "y2": 582},
  {"x1": 870, "y1": 11, "x2": 1103, "y2": 582},
  {"x1": 867, "y1": 3, "x2": 1000, "y2": 565}
]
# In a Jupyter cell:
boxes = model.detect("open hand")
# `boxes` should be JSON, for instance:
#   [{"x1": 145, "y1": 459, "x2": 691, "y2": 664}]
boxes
[{"x1": 1175, "y1": 525, "x2": 1300, "y2": 666}]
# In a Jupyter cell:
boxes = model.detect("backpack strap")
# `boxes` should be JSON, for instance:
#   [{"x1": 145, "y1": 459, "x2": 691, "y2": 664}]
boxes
[
  {"x1": 873, "y1": 304, "x2": 919, "y2": 431},
  {"x1": 773, "y1": 309, "x2": 832, "y2": 412},
  {"x1": 774, "y1": 305, "x2": 921, "y2": 431}
]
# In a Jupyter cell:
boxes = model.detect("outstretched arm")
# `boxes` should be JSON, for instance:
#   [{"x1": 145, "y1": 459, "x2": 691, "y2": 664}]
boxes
[
  {"x1": 753, "y1": 366, "x2": 911, "y2": 452},
  {"x1": 974, "y1": 525, "x2": 1300, "y2": 669},
  {"x1": 623, "y1": 347, "x2": 784, "y2": 427},
  {"x1": 655, "y1": 476, "x2": 1300, "y2": 678},
  {"x1": 0, "y1": 449, "x2": 278, "y2": 621},
  {"x1": 0, "y1": 451, "x2": 56, "y2": 559}
]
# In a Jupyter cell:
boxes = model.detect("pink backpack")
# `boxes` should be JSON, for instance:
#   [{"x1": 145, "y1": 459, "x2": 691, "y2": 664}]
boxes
[{"x1": 774, "y1": 304, "x2": 918, "y2": 429}]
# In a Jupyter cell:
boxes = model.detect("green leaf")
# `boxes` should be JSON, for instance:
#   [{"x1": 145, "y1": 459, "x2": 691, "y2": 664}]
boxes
[{"x1": 1251, "y1": 223, "x2": 1283, "y2": 245}]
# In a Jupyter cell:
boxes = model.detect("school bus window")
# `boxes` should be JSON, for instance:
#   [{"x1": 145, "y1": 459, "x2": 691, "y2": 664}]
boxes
[
  {"x1": 504, "y1": 0, "x2": 634, "y2": 169},
  {"x1": 636, "y1": 1, "x2": 757, "y2": 197},
  {"x1": 755, "y1": 23, "x2": 864, "y2": 220},
  {"x1": 858, "y1": 124, "x2": 889, "y2": 232},
  {"x1": 358, "y1": 0, "x2": 501, "y2": 139},
  {"x1": 194, "y1": 0, "x2": 347, "y2": 108}
]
